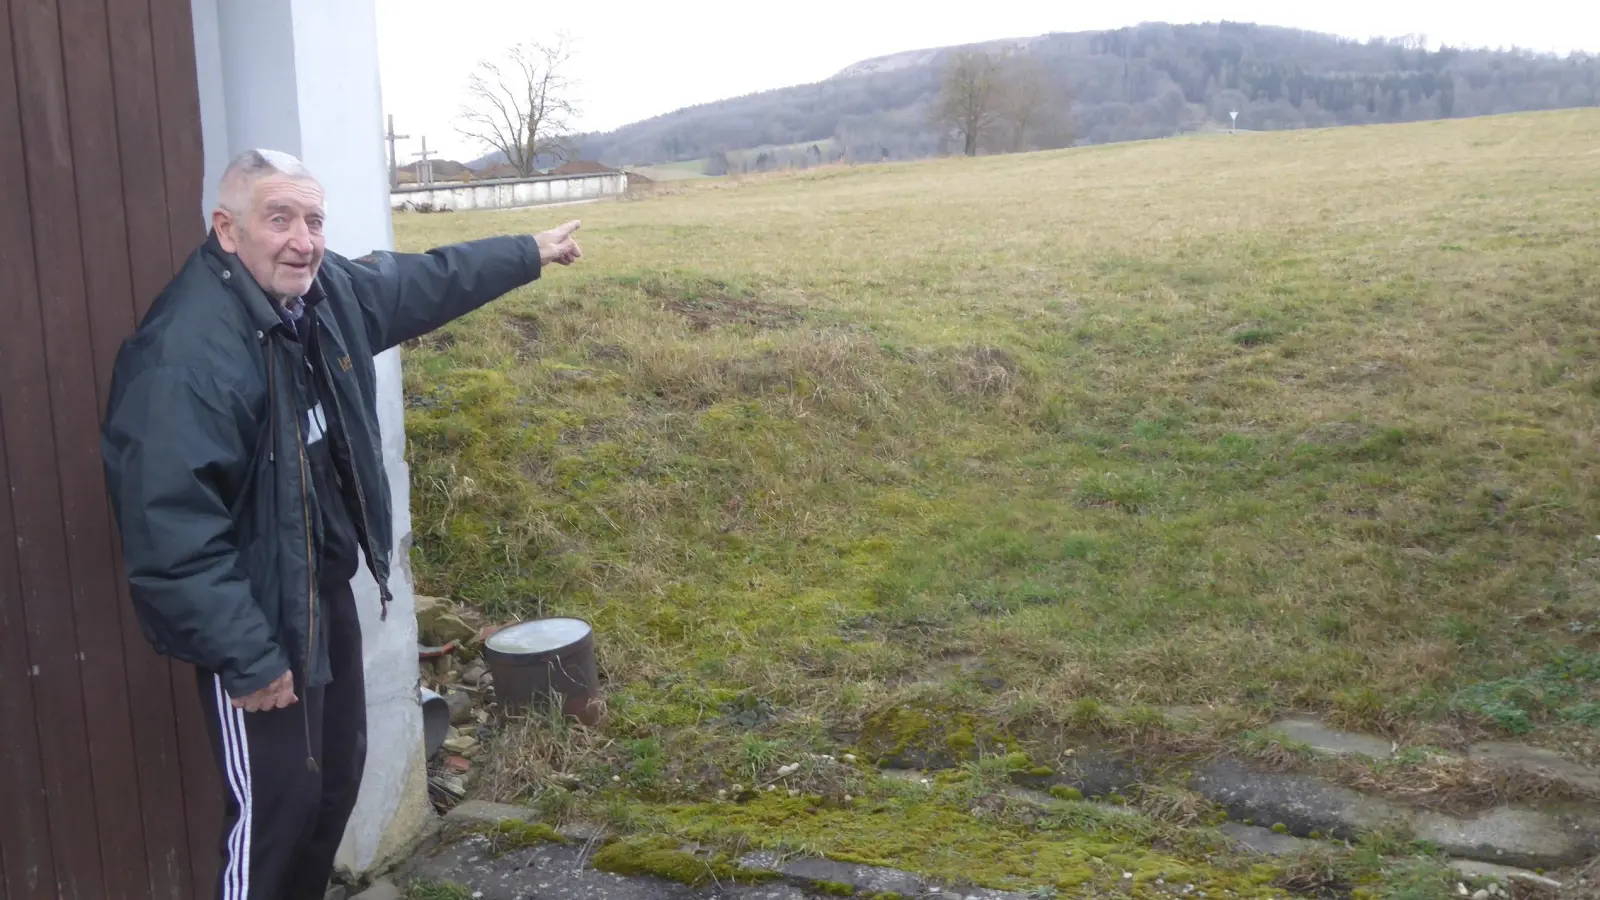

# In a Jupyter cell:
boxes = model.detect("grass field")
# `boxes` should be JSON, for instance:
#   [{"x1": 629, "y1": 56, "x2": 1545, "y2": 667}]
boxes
[
  {"x1": 628, "y1": 160, "x2": 712, "y2": 182},
  {"x1": 631, "y1": 139, "x2": 843, "y2": 181},
  {"x1": 394, "y1": 110, "x2": 1600, "y2": 896}
]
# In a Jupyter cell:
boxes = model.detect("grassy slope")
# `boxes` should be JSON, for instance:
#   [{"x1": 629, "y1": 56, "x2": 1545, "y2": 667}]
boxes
[
  {"x1": 394, "y1": 110, "x2": 1600, "y2": 895},
  {"x1": 629, "y1": 160, "x2": 712, "y2": 181}
]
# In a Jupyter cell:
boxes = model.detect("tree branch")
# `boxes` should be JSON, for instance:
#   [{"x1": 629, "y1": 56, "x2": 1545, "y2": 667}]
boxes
[{"x1": 455, "y1": 34, "x2": 581, "y2": 175}]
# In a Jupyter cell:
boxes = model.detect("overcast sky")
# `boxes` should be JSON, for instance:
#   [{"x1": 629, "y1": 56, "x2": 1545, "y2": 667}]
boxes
[{"x1": 374, "y1": 0, "x2": 1599, "y2": 163}]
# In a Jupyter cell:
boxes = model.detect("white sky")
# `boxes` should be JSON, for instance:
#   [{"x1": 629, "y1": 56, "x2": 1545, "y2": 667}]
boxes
[{"x1": 374, "y1": 1, "x2": 1600, "y2": 163}]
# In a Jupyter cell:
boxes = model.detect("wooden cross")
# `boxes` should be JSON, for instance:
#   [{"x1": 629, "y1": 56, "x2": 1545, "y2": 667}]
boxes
[
  {"x1": 413, "y1": 136, "x2": 436, "y2": 185},
  {"x1": 385, "y1": 114, "x2": 410, "y2": 188}
]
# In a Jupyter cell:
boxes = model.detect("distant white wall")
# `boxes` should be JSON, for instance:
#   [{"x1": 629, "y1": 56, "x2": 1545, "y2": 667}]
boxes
[
  {"x1": 392, "y1": 171, "x2": 627, "y2": 212},
  {"x1": 190, "y1": 0, "x2": 431, "y2": 880}
]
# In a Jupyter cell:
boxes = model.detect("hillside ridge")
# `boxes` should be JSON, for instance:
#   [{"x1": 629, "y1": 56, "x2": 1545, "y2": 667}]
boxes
[{"x1": 514, "y1": 20, "x2": 1597, "y2": 171}]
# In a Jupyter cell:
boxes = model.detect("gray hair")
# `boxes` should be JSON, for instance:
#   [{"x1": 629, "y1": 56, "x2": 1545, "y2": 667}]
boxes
[{"x1": 216, "y1": 148, "x2": 320, "y2": 215}]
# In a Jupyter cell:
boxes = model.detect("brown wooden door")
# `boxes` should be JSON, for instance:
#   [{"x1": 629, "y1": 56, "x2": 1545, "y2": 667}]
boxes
[{"x1": 0, "y1": 0, "x2": 223, "y2": 896}]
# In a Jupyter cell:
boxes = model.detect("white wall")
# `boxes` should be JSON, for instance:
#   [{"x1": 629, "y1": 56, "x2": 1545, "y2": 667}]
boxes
[
  {"x1": 391, "y1": 171, "x2": 628, "y2": 212},
  {"x1": 191, "y1": 0, "x2": 431, "y2": 880}
]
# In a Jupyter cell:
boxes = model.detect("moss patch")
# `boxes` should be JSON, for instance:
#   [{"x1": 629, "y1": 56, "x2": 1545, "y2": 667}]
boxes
[
  {"x1": 856, "y1": 700, "x2": 1011, "y2": 767},
  {"x1": 404, "y1": 879, "x2": 474, "y2": 900},
  {"x1": 652, "y1": 791, "x2": 1282, "y2": 896},
  {"x1": 477, "y1": 819, "x2": 569, "y2": 850},
  {"x1": 591, "y1": 835, "x2": 776, "y2": 887}
]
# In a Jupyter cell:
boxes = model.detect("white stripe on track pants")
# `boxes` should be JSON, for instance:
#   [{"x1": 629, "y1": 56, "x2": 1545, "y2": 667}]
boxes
[{"x1": 195, "y1": 579, "x2": 367, "y2": 900}]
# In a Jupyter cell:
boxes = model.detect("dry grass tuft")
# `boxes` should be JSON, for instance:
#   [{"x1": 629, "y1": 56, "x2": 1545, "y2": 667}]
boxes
[
  {"x1": 1332, "y1": 753, "x2": 1600, "y2": 816},
  {"x1": 475, "y1": 708, "x2": 611, "y2": 810}
]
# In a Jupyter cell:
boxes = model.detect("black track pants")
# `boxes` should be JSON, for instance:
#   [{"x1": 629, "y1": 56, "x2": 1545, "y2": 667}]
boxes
[{"x1": 195, "y1": 579, "x2": 368, "y2": 900}]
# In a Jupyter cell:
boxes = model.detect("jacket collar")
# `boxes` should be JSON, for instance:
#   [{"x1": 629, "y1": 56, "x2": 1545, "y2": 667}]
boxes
[
  {"x1": 202, "y1": 230, "x2": 285, "y2": 338},
  {"x1": 200, "y1": 230, "x2": 331, "y2": 338}
]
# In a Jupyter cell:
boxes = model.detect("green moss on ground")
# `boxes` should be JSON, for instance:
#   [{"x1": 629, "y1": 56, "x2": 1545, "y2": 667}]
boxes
[
  {"x1": 591, "y1": 835, "x2": 776, "y2": 887},
  {"x1": 404, "y1": 879, "x2": 474, "y2": 900},
  {"x1": 856, "y1": 701, "x2": 1017, "y2": 766},
  {"x1": 476, "y1": 819, "x2": 569, "y2": 853},
  {"x1": 644, "y1": 791, "x2": 1282, "y2": 896}
]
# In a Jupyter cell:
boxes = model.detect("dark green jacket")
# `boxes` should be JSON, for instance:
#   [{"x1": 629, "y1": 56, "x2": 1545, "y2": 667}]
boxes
[{"x1": 102, "y1": 231, "x2": 542, "y2": 698}]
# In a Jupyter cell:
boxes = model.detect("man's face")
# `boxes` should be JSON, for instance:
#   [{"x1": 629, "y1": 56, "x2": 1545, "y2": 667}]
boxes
[{"x1": 214, "y1": 174, "x2": 326, "y2": 301}]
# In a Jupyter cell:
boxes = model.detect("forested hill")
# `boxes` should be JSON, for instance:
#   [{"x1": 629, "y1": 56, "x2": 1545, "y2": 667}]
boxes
[{"x1": 560, "y1": 21, "x2": 1598, "y2": 167}]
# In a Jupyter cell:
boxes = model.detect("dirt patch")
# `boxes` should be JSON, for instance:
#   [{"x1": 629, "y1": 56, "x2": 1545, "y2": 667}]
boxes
[
  {"x1": 1295, "y1": 421, "x2": 1375, "y2": 446},
  {"x1": 667, "y1": 296, "x2": 803, "y2": 331},
  {"x1": 405, "y1": 330, "x2": 458, "y2": 352},
  {"x1": 928, "y1": 345, "x2": 1022, "y2": 397},
  {"x1": 630, "y1": 273, "x2": 804, "y2": 330},
  {"x1": 588, "y1": 343, "x2": 631, "y2": 363},
  {"x1": 1326, "y1": 358, "x2": 1408, "y2": 386},
  {"x1": 716, "y1": 353, "x2": 796, "y2": 394},
  {"x1": 1567, "y1": 857, "x2": 1600, "y2": 897},
  {"x1": 505, "y1": 313, "x2": 542, "y2": 345}
]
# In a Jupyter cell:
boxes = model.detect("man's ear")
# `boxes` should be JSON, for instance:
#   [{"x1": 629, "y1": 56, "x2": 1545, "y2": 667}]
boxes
[{"x1": 213, "y1": 209, "x2": 240, "y2": 253}]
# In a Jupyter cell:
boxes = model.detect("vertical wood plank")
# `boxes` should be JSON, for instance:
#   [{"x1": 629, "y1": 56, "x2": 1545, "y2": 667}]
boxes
[
  {"x1": 103, "y1": 0, "x2": 192, "y2": 894},
  {"x1": 0, "y1": 411, "x2": 54, "y2": 900},
  {"x1": 173, "y1": 661, "x2": 224, "y2": 894},
  {"x1": 0, "y1": 151, "x2": 56, "y2": 898},
  {"x1": 54, "y1": 0, "x2": 159, "y2": 896},
  {"x1": 105, "y1": 0, "x2": 175, "y2": 306},
  {"x1": 1, "y1": 5, "x2": 73, "y2": 898},
  {"x1": 0, "y1": 7, "x2": 54, "y2": 888},
  {"x1": 3, "y1": 0, "x2": 106, "y2": 894},
  {"x1": 149, "y1": 0, "x2": 205, "y2": 275},
  {"x1": 149, "y1": 0, "x2": 224, "y2": 886}
]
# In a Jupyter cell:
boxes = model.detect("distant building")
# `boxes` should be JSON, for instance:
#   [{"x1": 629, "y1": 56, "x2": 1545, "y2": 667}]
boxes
[
  {"x1": 475, "y1": 162, "x2": 524, "y2": 180},
  {"x1": 398, "y1": 158, "x2": 469, "y2": 182},
  {"x1": 552, "y1": 159, "x2": 620, "y2": 177}
]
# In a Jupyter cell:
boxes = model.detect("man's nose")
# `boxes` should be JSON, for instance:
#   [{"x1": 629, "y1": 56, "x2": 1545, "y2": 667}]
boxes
[{"x1": 286, "y1": 223, "x2": 314, "y2": 254}]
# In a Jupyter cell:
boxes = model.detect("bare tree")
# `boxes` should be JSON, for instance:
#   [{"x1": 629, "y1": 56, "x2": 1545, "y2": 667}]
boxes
[
  {"x1": 998, "y1": 54, "x2": 1069, "y2": 152},
  {"x1": 456, "y1": 35, "x2": 580, "y2": 177},
  {"x1": 932, "y1": 50, "x2": 1006, "y2": 156}
]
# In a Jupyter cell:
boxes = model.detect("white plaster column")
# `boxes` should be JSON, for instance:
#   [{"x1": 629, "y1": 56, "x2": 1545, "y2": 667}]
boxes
[{"x1": 190, "y1": 0, "x2": 431, "y2": 879}]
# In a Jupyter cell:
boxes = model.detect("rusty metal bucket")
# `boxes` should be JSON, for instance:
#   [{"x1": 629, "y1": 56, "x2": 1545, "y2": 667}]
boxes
[{"x1": 481, "y1": 617, "x2": 603, "y2": 726}]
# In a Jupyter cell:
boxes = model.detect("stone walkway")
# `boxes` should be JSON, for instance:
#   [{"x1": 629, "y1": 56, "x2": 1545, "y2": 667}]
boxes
[
  {"x1": 375, "y1": 715, "x2": 1600, "y2": 899},
  {"x1": 390, "y1": 802, "x2": 946, "y2": 900}
]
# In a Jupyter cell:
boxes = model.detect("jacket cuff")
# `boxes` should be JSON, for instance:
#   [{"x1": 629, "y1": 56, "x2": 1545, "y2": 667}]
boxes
[
  {"x1": 222, "y1": 653, "x2": 291, "y2": 699},
  {"x1": 522, "y1": 235, "x2": 543, "y2": 283}
]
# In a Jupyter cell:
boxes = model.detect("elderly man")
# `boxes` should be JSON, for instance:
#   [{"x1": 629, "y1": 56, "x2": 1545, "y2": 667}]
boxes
[{"x1": 100, "y1": 148, "x2": 582, "y2": 900}]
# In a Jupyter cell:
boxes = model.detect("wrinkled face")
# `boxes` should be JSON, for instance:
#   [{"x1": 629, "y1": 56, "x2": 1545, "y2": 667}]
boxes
[{"x1": 214, "y1": 174, "x2": 326, "y2": 301}]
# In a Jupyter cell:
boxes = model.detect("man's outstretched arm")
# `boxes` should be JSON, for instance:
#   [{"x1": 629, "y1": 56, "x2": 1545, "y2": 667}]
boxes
[{"x1": 344, "y1": 220, "x2": 583, "y2": 352}]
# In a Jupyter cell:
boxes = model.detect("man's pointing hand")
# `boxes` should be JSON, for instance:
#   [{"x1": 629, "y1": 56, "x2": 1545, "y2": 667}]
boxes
[{"x1": 535, "y1": 220, "x2": 583, "y2": 267}]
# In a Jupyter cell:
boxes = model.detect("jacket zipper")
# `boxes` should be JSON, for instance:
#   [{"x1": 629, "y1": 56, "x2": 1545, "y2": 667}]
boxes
[
  {"x1": 292, "y1": 405, "x2": 316, "y2": 674},
  {"x1": 315, "y1": 323, "x2": 392, "y2": 620},
  {"x1": 272, "y1": 334, "x2": 320, "y2": 773},
  {"x1": 267, "y1": 348, "x2": 277, "y2": 463}
]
